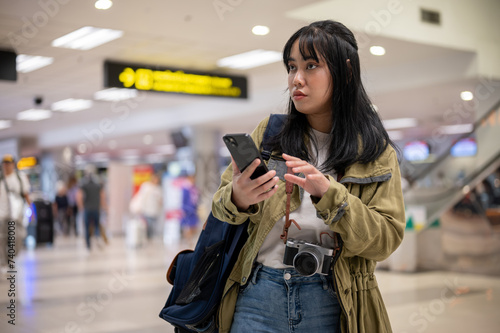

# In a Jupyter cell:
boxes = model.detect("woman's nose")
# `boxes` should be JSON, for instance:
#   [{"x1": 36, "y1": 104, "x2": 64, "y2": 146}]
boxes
[{"x1": 293, "y1": 70, "x2": 304, "y2": 87}]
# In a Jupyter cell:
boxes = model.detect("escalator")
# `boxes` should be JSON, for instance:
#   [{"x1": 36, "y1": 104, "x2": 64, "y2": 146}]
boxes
[
  {"x1": 385, "y1": 96, "x2": 500, "y2": 275},
  {"x1": 403, "y1": 97, "x2": 500, "y2": 226}
]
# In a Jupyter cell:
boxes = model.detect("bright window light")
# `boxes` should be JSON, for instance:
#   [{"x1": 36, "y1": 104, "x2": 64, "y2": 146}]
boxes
[
  {"x1": 51, "y1": 98, "x2": 93, "y2": 112},
  {"x1": 217, "y1": 49, "x2": 282, "y2": 70},
  {"x1": 94, "y1": 88, "x2": 138, "y2": 101},
  {"x1": 370, "y1": 46, "x2": 386, "y2": 56},
  {"x1": 17, "y1": 109, "x2": 52, "y2": 121},
  {"x1": 252, "y1": 25, "x2": 270, "y2": 36},
  {"x1": 460, "y1": 91, "x2": 473, "y2": 101},
  {"x1": 439, "y1": 124, "x2": 473, "y2": 135},
  {"x1": 382, "y1": 118, "x2": 418, "y2": 130},
  {"x1": 95, "y1": 0, "x2": 113, "y2": 10},
  {"x1": 0, "y1": 120, "x2": 12, "y2": 130},
  {"x1": 52, "y1": 26, "x2": 123, "y2": 50},
  {"x1": 16, "y1": 54, "x2": 54, "y2": 73}
]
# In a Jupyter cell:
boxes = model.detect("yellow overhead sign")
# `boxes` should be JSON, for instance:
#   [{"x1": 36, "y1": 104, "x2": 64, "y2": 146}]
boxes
[
  {"x1": 17, "y1": 157, "x2": 37, "y2": 170},
  {"x1": 105, "y1": 61, "x2": 247, "y2": 99}
]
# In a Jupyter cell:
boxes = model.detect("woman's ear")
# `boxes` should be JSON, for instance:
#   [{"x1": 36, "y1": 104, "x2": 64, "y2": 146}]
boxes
[{"x1": 346, "y1": 59, "x2": 353, "y2": 83}]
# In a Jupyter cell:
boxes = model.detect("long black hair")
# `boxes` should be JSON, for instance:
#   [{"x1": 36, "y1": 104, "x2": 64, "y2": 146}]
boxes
[{"x1": 271, "y1": 20, "x2": 397, "y2": 173}]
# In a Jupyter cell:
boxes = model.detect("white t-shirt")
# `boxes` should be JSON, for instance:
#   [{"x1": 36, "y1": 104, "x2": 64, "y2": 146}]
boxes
[
  {"x1": 257, "y1": 129, "x2": 336, "y2": 268},
  {"x1": 0, "y1": 171, "x2": 31, "y2": 221},
  {"x1": 137, "y1": 181, "x2": 163, "y2": 217}
]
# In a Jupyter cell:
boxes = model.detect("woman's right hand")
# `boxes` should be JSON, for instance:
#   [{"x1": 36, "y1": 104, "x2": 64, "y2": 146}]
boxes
[{"x1": 231, "y1": 158, "x2": 279, "y2": 211}]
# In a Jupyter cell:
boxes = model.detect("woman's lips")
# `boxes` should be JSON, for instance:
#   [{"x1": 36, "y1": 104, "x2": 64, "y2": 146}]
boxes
[{"x1": 292, "y1": 91, "x2": 306, "y2": 100}]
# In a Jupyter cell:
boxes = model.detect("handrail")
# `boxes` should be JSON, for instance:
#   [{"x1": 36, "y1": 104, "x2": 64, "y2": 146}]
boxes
[{"x1": 406, "y1": 97, "x2": 500, "y2": 186}]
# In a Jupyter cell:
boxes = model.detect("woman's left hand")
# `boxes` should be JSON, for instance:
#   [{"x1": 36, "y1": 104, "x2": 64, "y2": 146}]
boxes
[{"x1": 282, "y1": 153, "x2": 330, "y2": 199}]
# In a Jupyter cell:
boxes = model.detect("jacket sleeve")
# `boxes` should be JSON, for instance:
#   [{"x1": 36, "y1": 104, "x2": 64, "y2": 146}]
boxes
[
  {"x1": 312, "y1": 147, "x2": 406, "y2": 261},
  {"x1": 211, "y1": 117, "x2": 270, "y2": 225}
]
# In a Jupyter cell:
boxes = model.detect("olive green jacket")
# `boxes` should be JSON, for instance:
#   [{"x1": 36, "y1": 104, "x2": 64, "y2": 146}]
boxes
[{"x1": 212, "y1": 116, "x2": 406, "y2": 333}]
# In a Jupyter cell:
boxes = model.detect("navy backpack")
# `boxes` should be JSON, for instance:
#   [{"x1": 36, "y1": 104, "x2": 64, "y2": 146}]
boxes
[{"x1": 159, "y1": 114, "x2": 286, "y2": 333}]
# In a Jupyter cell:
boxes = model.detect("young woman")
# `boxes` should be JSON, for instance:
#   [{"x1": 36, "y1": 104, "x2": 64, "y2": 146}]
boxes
[{"x1": 212, "y1": 20, "x2": 405, "y2": 333}]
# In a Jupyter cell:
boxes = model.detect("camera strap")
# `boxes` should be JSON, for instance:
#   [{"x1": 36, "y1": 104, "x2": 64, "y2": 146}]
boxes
[{"x1": 280, "y1": 166, "x2": 301, "y2": 243}]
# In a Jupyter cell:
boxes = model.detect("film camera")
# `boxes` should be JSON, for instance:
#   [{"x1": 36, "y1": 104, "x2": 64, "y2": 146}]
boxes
[{"x1": 283, "y1": 238, "x2": 334, "y2": 276}]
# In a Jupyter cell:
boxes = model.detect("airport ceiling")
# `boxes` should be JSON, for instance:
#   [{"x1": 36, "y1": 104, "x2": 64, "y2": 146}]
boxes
[{"x1": 0, "y1": 0, "x2": 493, "y2": 161}]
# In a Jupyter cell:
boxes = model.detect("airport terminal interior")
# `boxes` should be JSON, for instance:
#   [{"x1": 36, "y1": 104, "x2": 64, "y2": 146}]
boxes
[{"x1": 1, "y1": 0, "x2": 500, "y2": 332}]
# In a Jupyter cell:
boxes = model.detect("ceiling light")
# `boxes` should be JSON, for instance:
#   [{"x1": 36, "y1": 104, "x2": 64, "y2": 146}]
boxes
[
  {"x1": 90, "y1": 152, "x2": 109, "y2": 162},
  {"x1": 77, "y1": 143, "x2": 88, "y2": 154},
  {"x1": 95, "y1": 0, "x2": 113, "y2": 10},
  {"x1": 16, "y1": 54, "x2": 54, "y2": 73},
  {"x1": 51, "y1": 98, "x2": 93, "y2": 112},
  {"x1": 52, "y1": 26, "x2": 123, "y2": 50},
  {"x1": 94, "y1": 88, "x2": 138, "y2": 101},
  {"x1": 387, "y1": 130, "x2": 403, "y2": 141},
  {"x1": 217, "y1": 49, "x2": 282, "y2": 69},
  {"x1": 0, "y1": 120, "x2": 12, "y2": 130},
  {"x1": 17, "y1": 109, "x2": 52, "y2": 121},
  {"x1": 370, "y1": 46, "x2": 386, "y2": 56},
  {"x1": 143, "y1": 134, "x2": 153, "y2": 145},
  {"x1": 252, "y1": 25, "x2": 270, "y2": 36},
  {"x1": 382, "y1": 118, "x2": 418, "y2": 130},
  {"x1": 439, "y1": 124, "x2": 473, "y2": 135},
  {"x1": 154, "y1": 144, "x2": 176, "y2": 154},
  {"x1": 460, "y1": 91, "x2": 473, "y2": 101}
]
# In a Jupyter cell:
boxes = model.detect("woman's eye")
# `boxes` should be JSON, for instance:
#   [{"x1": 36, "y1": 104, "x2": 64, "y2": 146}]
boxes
[
  {"x1": 307, "y1": 63, "x2": 318, "y2": 69},
  {"x1": 288, "y1": 64, "x2": 296, "y2": 71}
]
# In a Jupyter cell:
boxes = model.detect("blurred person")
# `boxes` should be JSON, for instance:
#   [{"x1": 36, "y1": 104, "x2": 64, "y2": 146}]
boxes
[
  {"x1": 66, "y1": 175, "x2": 79, "y2": 236},
  {"x1": 180, "y1": 175, "x2": 199, "y2": 240},
  {"x1": 130, "y1": 173, "x2": 163, "y2": 240},
  {"x1": 77, "y1": 165, "x2": 106, "y2": 250},
  {"x1": 53, "y1": 180, "x2": 70, "y2": 236},
  {"x1": 211, "y1": 21, "x2": 405, "y2": 332},
  {"x1": 0, "y1": 154, "x2": 31, "y2": 273}
]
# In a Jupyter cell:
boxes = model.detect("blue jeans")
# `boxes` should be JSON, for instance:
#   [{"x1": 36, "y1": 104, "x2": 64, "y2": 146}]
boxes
[
  {"x1": 84, "y1": 210, "x2": 100, "y2": 249},
  {"x1": 231, "y1": 264, "x2": 341, "y2": 333}
]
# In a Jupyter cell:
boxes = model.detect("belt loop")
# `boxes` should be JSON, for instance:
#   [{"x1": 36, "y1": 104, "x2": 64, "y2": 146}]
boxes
[
  {"x1": 251, "y1": 263, "x2": 262, "y2": 284},
  {"x1": 320, "y1": 274, "x2": 329, "y2": 290}
]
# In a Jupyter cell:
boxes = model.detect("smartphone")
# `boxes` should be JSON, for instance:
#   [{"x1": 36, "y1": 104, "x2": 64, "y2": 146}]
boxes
[{"x1": 223, "y1": 133, "x2": 269, "y2": 180}]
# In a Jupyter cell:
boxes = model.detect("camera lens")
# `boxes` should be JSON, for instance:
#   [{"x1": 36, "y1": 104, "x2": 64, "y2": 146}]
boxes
[{"x1": 294, "y1": 252, "x2": 319, "y2": 276}]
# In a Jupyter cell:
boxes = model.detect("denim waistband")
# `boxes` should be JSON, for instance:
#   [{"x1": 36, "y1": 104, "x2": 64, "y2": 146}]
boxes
[{"x1": 250, "y1": 263, "x2": 333, "y2": 285}]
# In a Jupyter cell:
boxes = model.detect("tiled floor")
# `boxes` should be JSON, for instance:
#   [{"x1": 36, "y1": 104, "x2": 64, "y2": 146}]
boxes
[{"x1": 1, "y1": 234, "x2": 499, "y2": 333}]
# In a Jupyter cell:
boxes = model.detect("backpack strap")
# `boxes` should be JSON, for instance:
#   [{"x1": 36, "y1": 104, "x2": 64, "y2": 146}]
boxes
[{"x1": 260, "y1": 114, "x2": 286, "y2": 161}]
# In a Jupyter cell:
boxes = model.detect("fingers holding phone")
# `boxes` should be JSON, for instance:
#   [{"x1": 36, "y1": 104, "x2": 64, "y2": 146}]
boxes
[{"x1": 228, "y1": 141, "x2": 279, "y2": 211}]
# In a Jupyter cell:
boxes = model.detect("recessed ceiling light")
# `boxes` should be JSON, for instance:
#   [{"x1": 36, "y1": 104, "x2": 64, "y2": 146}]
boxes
[
  {"x1": 78, "y1": 143, "x2": 88, "y2": 154},
  {"x1": 143, "y1": 134, "x2": 153, "y2": 145},
  {"x1": 16, "y1": 55, "x2": 54, "y2": 73},
  {"x1": 17, "y1": 109, "x2": 52, "y2": 121},
  {"x1": 370, "y1": 46, "x2": 386, "y2": 56},
  {"x1": 252, "y1": 25, "x2": 270, "y2": 36},
  {"x1": 460, "y1": 91, "x2": 473, "y2": 101},
  {"x1": 382, "y1": 118, "x2": 418, "y2": 130},
  {"x1": 94, "y1": 88, "x2": 138, "y2": 101},
  {"x1": 51, "y1": 98, "x2": 93, "y2": 112},
  {"x1": 217, "y1": 49, "x2": 282, "y2": 69},
  {"x1": 52, "y1": 26, "x2": 123, "y2": 50},
  {"x1": 439, "y1": 124, "x2": 473, "y2": 135},
  {"x1": 0, "y1": 120, "x2": 12, "y2": 130},
  {"x1": 95, "y1": 0, "x2": 113, "y2": 10}
]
